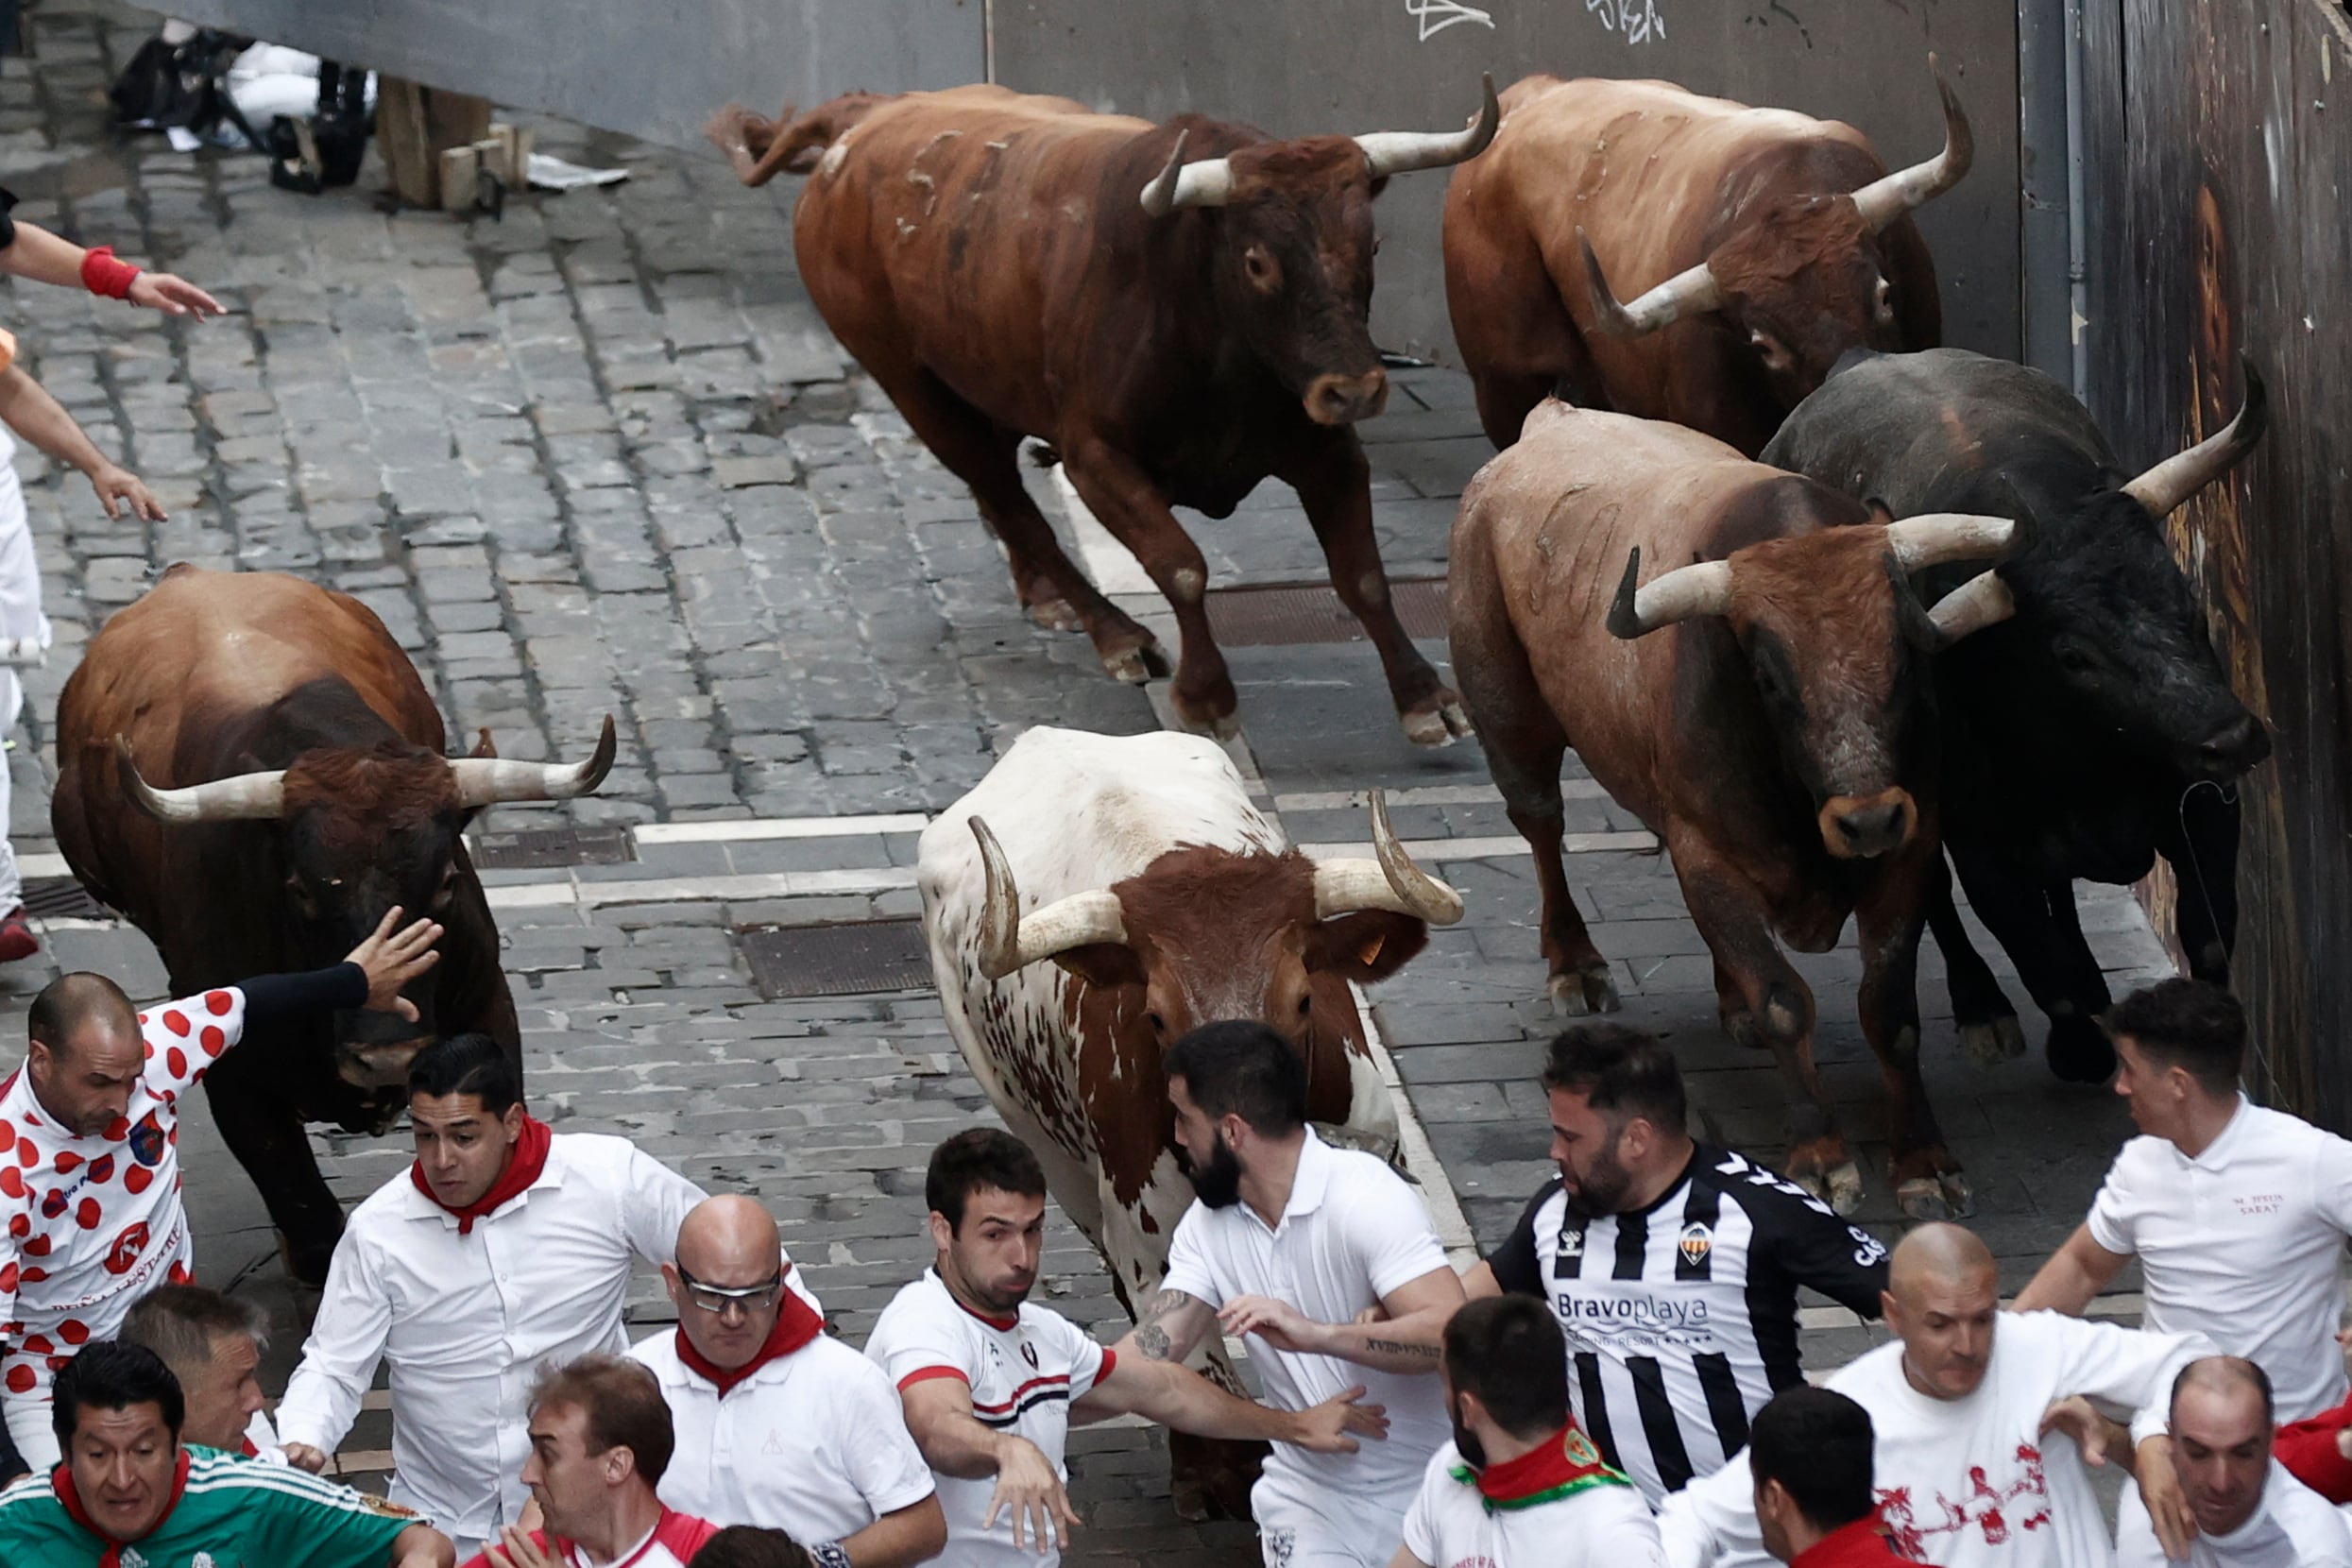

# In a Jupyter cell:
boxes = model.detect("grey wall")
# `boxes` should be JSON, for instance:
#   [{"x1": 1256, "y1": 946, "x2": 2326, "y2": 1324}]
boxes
[
  {"x1": 991, "y1": 0, "x2": 2021, "y2": 366},
  {"x1": 160, "y1": 0, "x2": 985, "y2": 154}
]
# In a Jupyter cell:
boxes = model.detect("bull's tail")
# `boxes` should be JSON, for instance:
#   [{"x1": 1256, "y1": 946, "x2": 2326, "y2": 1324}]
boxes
[{"x1": 705, "y1": 93, "x2": 891, "y2": 187}]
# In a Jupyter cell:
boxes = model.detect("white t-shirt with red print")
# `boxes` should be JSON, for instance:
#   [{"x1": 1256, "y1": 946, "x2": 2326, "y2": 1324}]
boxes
[{"x1": 0, "y1": 987, "x2": 250, "y2": 1401}]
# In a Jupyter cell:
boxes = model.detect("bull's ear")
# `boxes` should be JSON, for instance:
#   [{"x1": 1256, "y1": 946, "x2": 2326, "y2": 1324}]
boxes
[
  {"x1": 1865, "y1": 498, "x2": 1898, "y2": 528},
  {"x1": 468, "y1": 727, "x2": 498, "y2": 759},
  {"x1": 1050, "y1": 943, "x2": 1147, "y2": 990},
  {"x1": 1313, "y1": 910, "x2": 1429, "y2": 983}
]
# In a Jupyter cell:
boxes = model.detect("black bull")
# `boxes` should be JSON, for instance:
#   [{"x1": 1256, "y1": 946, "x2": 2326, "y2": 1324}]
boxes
[{"x1": 1762, "y1": 348, "x2": 2272, "y2": 1080}]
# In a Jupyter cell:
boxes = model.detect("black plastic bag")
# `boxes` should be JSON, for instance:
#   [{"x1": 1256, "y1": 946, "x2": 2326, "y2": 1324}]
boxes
[{"x1": 108, "y1": 27, "x2": 255, "y2": 134}]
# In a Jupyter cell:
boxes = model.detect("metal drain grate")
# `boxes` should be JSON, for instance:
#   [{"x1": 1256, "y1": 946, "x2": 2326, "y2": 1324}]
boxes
[
  {"x1": 739, "y1": 919, "x2": 936, "y2": 999},
  {"x1": 22, "y1": 878, "x2": 111, "y2": 920},
  {"x1": 1203, "y1": 578, "x2": 1448, "y2": 646},
  {"x1": 469, "y1": 824, "x2": 636, "y2": 871}
]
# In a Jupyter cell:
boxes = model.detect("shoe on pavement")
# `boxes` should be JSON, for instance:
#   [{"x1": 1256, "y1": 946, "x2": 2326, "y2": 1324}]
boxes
[{"x1": 0, "y1": 907, "x2": 36, "y2": 963}]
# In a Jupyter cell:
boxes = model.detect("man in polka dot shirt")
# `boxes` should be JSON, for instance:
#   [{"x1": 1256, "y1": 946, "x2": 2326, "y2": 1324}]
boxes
[{"x1": 0, "y1": 906, "x2": 441, "y2": 1478}]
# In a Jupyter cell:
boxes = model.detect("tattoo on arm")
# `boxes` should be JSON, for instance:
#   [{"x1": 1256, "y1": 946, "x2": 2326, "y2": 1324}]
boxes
[
  {"x1": 1132, "y1": 1288, "x2": 1198, "y2": 1361},
  {"x1": 1364, "y1": 1337, "x2": 1441, "y2": 1360}
]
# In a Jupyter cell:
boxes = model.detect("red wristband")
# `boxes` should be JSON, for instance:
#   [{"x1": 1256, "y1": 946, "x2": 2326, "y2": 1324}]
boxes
[{"x1": 80, "y1": 246, "x2": 140, "y2": 300}]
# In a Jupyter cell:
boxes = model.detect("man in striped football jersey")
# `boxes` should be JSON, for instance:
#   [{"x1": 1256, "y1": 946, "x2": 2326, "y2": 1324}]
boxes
[{"x1": 1466, "y1": 1025, "x2": 1890, "y2": 1506}]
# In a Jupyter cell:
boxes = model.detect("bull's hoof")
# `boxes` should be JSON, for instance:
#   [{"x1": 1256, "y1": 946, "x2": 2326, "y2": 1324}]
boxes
[
  {"x1": 1026, "y1": 595, "x2": 1084, "y2": 633},
  {"x1": 1792, "y1": 1161, "x2": 1865, "y2": 1217},
  {"x1": 1170, "y1": 1475, "x2": 1212, "y2": 1525},
  {"x1": 1958, "y1": 1014, "x2": 2027, "y2": 1066},
  {"x1": 278, "y1": 1233, "x2": 337, "y2": 1290},
  {"x1": 2046, "y1": 1014, "x2": 2117, "y2": 1084},
  {"x1": 1399, "y1": 690, "x2": 1474, "y2": 748},
  {"x1": 1896, "y1": 1170, "x2": 1973, "y2": 1220},
  {"x1": 1099, "y1": 637, "x2": 1172, "y2": 684},
  {"x1": 1549, "y1": 963, "x2": 1621, "y2": 1015}
]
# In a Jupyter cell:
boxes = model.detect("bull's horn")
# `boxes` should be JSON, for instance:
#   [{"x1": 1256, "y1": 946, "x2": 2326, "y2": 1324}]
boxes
[
  {"x1": 2121, "y1": 356, "x2": 2270, "y2": 519},
  {"x1": 1138, "y1": 131, "x2": 1235, "y2": 215},
  {"x1": 1850, "y1": 55, "x2": 1975, "y2": 231},
  {"x1": 1884, "y1": 513, "x2": 2024, "y2": 571},
  {"x1": 1925, "y1": 570, "x2": 2018, "y2": 644},
  {"x1": 447, "y1": 715, "x2": 619, "y2": 809},
  {"x1": 1606, "y1": 546, "x2": 1737, "y2": 639},
  {"x1": 1579, "y1": 229, "x2": 1723, "y2": 339},
  {"x1": 1311, "y1": 791, "x2": 1464, "y2": 926},
  {"x1": 1355, "y1": 73, "x2": 1501, "y2": 179},
  {"x1": 113, "y1": 736, "x2": 286, "y2": 824},
  {"x1": 970, "y1": 816, "x2": 1129, "y2": 981}
]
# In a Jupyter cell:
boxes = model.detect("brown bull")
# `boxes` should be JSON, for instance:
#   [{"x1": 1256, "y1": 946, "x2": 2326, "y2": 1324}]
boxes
[
  {"x1": 1442, "y1": 59, "x2": 1969, "y2": 455},
  {"x1": 51, "y1": 566, "x2": 613, "y2": 1280},
  {"x1": 707, "y1": 82, "x2": 1497, "y2": 744},
  {"x1": 1448, "y1": 401, "x2": 2023, "y2": 1218}
]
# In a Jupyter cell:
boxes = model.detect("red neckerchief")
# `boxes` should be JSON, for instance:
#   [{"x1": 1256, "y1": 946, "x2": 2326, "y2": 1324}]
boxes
[
  {"x1": 1457, "y1": 1422, "x2": 1629, "y2": 1512},
  {"x1": 673, "y1": 1274, "x2": 825, "y2": 1396},
  {"x1": 540, "y1": 1508, "x2": 720, "y2": 1568},
  {"x1": 410, "y1": 1114, "x2": 552, "y2": 1234},
  {"x1": 53, "y1": 1449, "x2": 192, "y2": 1568},
  {"x1": 1793, "y1": 1514, "x2": 1930, "y2": 1568}
]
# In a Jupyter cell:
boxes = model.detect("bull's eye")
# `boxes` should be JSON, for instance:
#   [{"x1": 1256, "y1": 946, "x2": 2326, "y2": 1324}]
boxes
[
  {"x1": 1874, "y1": 277, "x2": 1896, "y2": 327},
  {"x1": 1146, "y1": 1011, "x2": 1168, "y2": 1038},
  {"x1": 1296, "y1": 992, "x2": 1312, "y2": 1017},
  {"x1": 2056, "y1": 643, "x2": 2099, "y2": 675},
  {"x1": 1241, "y1": 245, "x2": 1281, "y2": 294},
  {"x1": 284, "y1": 874, "x2": 319, "y2": 920},
  {"x1": 431, "y1": 864, "x2": 460, "y2": 912}
]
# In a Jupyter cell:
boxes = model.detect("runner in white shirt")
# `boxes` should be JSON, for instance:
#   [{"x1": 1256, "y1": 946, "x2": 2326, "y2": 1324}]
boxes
[
  {"x1": 2047, "y1": 1356, "x2": 2352, "y2": 1568},
  {"x1": 1659, "y1": 1224, "x2": 2215, "y2": 1568},
  {"x1": 867, "y1": 1130, "x2": 1388, "y2": 1563},
  {"x1": 630, "y1": 1194, "x2": 944, "y2": 1568},
  {"x1": 1389, "y1": 1294, "x2": 1661, "y2": 1568},
  {"x1": 121, "y1": 1283, "x2": 283, "y2": 1460},
  {"x1": 1118, "y1": 1021, "x2": 1468, "y2": 1568},
  {"x1": 2018, "y1": 980, "x2": 2352, "y2": 1423},
  {"x1": 457, "y1": 1355, "x2": 720, "y2": 1568},
  {"x1": 0, "y1": 909, "x2": 439, "y2": 1476},
  {"x1": 277, "y1": 1035, "x2": 795, "y2": 1557}
]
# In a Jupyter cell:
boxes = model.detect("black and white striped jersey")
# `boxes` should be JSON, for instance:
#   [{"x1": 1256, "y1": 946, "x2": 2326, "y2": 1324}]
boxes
[{"x1": 1486, "y1": 1145, "x2": 1890, "y2": 1507}]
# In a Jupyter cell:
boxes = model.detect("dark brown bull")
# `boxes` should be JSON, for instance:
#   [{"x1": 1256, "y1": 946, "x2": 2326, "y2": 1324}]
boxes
[
  {"x1": 707, "y1": 82, "x2": 1498, "y2": 744},
  {"x1": 51, "y1": 567, "x2": 614, "y2": 1281},
  {"x1": 1448, "y1": 401, "x2": 2022, "y2": 1217},
  {"x1": 1442, "y1": 60, "x2": 1969, "y2": 455}
]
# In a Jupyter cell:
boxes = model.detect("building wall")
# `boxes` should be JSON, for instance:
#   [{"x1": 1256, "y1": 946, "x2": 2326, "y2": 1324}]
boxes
[{"x1": 2081, "y1": 0, "x2": 2352, "y2": 1117}]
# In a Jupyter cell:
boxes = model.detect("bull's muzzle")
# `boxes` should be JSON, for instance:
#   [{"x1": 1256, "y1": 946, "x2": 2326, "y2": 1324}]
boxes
[
  {"x1": 1817, "y1": 788, "x2": 1917, "y2": 860},
  {"x1": 2188, "y1": 711, "x2": 2271, "y2": 780},
  {"x1": 336, "y1": 1036, "x2": 434, "y2": 1090},
  {"x1": 1304, "y1": 368, "x2": 1389, "y2": 426}
]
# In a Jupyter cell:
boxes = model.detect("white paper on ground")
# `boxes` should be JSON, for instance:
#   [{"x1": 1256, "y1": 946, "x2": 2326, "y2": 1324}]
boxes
[{"x1": 527, "y1": 153, "x2": 630, "y2": 191}]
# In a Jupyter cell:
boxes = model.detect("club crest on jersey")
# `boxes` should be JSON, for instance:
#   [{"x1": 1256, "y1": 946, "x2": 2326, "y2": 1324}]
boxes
[
  {"x1": 104, "y1": 1221, "x2": 150, "y2": 1276},
  {"x1": 1678, "y1": 1222, "x2": 1713, "y2": 1268},
  {"x1": 1556, "y1": 1228, "x2": 1584, "y2": 1258},
  {"x1": 1019, "y1": 1339, "x2": 1039, "y2": 1369},
  {"x1": 1563, "y1": 1426, "x2": 1603, "y2": 1466},
  {"x1": 129, "y1": 1112, "x2": 168, "y2": 1168}
]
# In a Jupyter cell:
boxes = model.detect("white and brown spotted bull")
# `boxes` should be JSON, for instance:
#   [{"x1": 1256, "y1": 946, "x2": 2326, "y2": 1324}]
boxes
[
  {"x1": 918, "y1": 725, "x2": 1459, "y2": 1516},
  {"x1": 1449, "y1": 401, "x2": 2028, "y2": 1219}
]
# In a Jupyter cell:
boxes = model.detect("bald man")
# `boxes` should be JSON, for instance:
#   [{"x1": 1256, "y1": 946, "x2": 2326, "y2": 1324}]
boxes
[
  {"x1": 1660, "y1": 1224, "x2": 2217, "y2": 1568},
  {"x1": 2053, "y1": 1357, "x2": 2352, "y2": 1567},
  {"x1": 629, "y1": 1196, "x2": 945, "y2": 1568}
]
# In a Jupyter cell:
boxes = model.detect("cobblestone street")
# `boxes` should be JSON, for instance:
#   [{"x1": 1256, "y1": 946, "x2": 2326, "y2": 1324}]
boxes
[{"x1": 0, "y1": 4, "x2": 2176, "y2": 1560}]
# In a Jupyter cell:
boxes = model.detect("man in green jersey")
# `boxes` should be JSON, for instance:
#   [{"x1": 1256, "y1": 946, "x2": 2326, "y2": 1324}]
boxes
[{"x1": 0, "y1": 1340, "x2": 452, "y2": 1566}]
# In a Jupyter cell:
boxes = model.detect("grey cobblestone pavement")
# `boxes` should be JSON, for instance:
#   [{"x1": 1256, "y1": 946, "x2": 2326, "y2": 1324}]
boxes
[{"x1": 0, "y1": 2, "x2": 2194, "y2": 1559}]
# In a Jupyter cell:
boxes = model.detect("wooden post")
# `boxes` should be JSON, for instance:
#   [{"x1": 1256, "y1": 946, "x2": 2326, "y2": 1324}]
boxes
[{"x1": 374, "y1": 77, "x2": 494, "y2": 208}]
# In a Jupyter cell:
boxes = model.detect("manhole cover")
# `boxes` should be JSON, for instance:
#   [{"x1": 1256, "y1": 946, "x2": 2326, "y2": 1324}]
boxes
[
  {"x1": 22, "y1": 878, "x2": 111, "y2": 920},
  {"x1": 739, "y1": 920, "x2": 936, "y2": 999},
  {"x1": 1203, "y1": 579, "x2": 1447, "y2": 646},
  {"x1": 469, "y1": 824, "x2": 635, "y2": 871}
]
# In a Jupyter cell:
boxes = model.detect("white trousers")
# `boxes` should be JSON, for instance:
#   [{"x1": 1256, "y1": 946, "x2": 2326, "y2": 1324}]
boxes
[
  {"x1": 0, "y1": 458, "x2": 50, "y2": 911},
  {"x1": 6, "y1": 1388, "x2": 57, "y2": 1472},
  {"x1": 1254, "y1": 1475, "x2": 1412, "y2": 1568}
]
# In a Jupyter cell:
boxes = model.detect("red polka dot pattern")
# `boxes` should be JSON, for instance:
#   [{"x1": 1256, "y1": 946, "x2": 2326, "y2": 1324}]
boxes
[
  {"x1": 206, "y1": 991, "x2": 234, "y2": 1015},
  {"x1": 124, "y1": 1167, "x2": 152, "y2": 1196},
  {"x1": 161, "y1": 1011, "x2": 190, "y2": 1038},
  {"x1": 5, "y1": 1366, "x2": 32, "y2": 1393},
  {"x1": 165, "y1": 1048, "x2": 187, "y2": 1080},
  {"x1": 200, "y1": 1027, "x2": 227, "y2": 1057},
  {"x1": 53, "y1": 1152, "x2": 78, "y2": 1175},
  {"x1": 58, "y1": 1319, "x2": 88, "y2": 1346},
  {"x1": 74, "y1": 1199, "x2": 100, "y2": 1231}
]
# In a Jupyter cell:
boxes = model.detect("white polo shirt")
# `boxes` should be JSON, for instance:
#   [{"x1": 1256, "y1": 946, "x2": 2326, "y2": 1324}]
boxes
[
  {"x1": 274, "y1": 1133, "x2": 762, "y2": 1545},
  {"x1": 2088, "y1": 1097, "x2": 2352, "y2": 1420},
  {"x1": 2115, "y1": 1461, "x2": 2352, "y2": 1567},
  {"x1": 1159, "y1": 1130, "x2": 1453, "y2": 1516},
  {"x1": 1402, "y1": 1437, "x2": 1664, "y2": 1568},
  {"x1": 866, "y1": 1269, "x2": 1116, "y2": 1568},
  {"x1": 630, "y1": 1325, "x2": 936, "y2": 1542}
]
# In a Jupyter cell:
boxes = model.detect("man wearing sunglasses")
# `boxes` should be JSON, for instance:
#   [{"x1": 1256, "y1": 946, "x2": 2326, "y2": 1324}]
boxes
[
  {"x1": 276, "y1": 1036, "x2": 822, "y2": 1559},
  {"x1": 631, "y1": 1195, "x2": 946, "y2": 1568}
]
